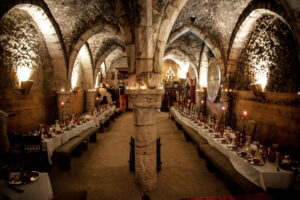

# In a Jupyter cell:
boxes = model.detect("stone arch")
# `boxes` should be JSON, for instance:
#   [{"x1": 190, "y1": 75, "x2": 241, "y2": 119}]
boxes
[
  {"x1": 2, "y1": 3, "x2": 67, "y2": 90},
  {"x1": 71, "y1": 43, "x2": 93, "y2": 90},
  {"x1": 68, "y1": 22, "x2": 122, "y2": 89},
  {"x1": 154, "y1": 0, "x2": 188, "y2": 73},
  {"x1": 164, "y1": 47, "x2": 198, "y2": 81},
  {"x1": 227, "y1": 0, "x2": 300, "y2": 75},
  {"x1": 93, "y1": 44, "x2": 125, "y2": 86},
  {"x1": 167, "y1": 25, "x2": 225, "y2": 78}
]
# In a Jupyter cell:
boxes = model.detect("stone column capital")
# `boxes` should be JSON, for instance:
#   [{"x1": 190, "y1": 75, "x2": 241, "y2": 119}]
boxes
[
  {"x1": 56, "y1": 91, "x2": 71, "y2": 103},
  {"x1": 126, "y1": 89, "x2": 164, "y2": 108}
]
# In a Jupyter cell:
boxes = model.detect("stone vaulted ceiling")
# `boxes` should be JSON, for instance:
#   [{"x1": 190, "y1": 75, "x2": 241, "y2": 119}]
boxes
[
  {"x1": 166, "y1": 32, "x2": 204, "y2": 68},
  {"x1": 44, "y1": 0, "x2": 117, "y2": 52},
  {"x1": 87, "y1": 30, "x2": 124, "y2": 66},
  {"x1": 171, "y1": 0, "x2": 251, "y2": 54}
]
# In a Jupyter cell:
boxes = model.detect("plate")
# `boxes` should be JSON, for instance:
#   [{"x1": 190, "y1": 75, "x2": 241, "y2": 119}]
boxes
[
  {"x1": 9, "y1": 171, "x2": 40, "y2": 185},
  {"x1": 237, "y1": 151, "x2": 249, "y2": 157},
  {"x1": 248, "y1": 158, "x2": 264, "y2": 166}
]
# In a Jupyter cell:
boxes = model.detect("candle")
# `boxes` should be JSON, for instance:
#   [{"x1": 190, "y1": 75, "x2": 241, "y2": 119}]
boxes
[
  {"x1": 221, "y1": 106, "x2": 225, "y2": 111},
  {"x1": 61, "y1": 88, "x2": 65, "y2": 92},
  {"x1": 201, "y1": 100, "x2": 204, "y2": 105},
  {"x1": 60, "y1": 102, "x2": 65, "y2": 108},
  {"x1": 96, "y1": 97, "x2": 99, "y2": 101},
  {"x1": 243, "y1": 111, "x2": 247, "y2": 119}
]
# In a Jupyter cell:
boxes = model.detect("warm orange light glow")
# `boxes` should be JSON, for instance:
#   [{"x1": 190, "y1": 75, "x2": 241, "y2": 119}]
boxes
[
  {"x1": 17, "y1": 66, "x2": 31, "y2": 83},
  {"x1": 60, "y1": 102, "x2": 65, "y2": 108},
  {"x1": 221, "y1": 106, "x2": 225, "y2": 111},
  {"x1": 255, "y1": 62, "x2": 269, "y2": 91}
]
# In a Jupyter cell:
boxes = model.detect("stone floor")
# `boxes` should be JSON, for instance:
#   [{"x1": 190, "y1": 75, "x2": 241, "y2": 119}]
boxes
[{"x1": 50, "y1": 111, "x2": 231, "y2": 200}]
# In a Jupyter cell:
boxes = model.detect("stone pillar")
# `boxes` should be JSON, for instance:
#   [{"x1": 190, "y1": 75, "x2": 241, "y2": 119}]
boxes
[
  {"x1": 57, "y1": 91, "x2": 71, "y2": 120},
  {"x1": 0, "y1": 110, "x2": 9, "y2": 154},
  {"x1": 126, "y1": 89, "x2": 164, "y2": 193},
  {"x1": 85, "y1": 89, "x2": 96, "y2": 112}
]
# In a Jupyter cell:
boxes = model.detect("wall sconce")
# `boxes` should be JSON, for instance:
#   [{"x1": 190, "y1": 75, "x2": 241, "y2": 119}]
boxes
[
  {"x1": 249, "y1": 83, "x2": 263, "y2": 97},
  {"x1": 19, "y1": 80, "x2": 33, "y2": 95},
  {"x1": 73, "y1": 86, "x2": 80, "y2": 93}
]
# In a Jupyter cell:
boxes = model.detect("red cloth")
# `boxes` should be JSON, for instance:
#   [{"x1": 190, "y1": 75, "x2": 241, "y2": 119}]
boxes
[
  {"x1": 190, "y1": 85, "x2": 195, "y2": 103},
  {"x1": 181, "y1": 193, "x2": 273, "y2": 200}
]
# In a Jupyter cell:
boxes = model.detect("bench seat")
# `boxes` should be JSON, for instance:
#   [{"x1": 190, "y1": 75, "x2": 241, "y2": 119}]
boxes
[
  {"x1": 54, "y1": 136, "x2": 84, "y2": 170},
  {"x1": 198, "y1": 144, "x2": 264, "y2": 194},
  {"x1": 55, "y1": 136, "x2": 83, "y2": 156},
  {"x1": 79, "y1": 127, "x2": 99, "y2": 142}
]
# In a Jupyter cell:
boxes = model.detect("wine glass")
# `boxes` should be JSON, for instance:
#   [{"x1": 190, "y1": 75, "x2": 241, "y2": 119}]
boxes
[{"x1": 250, "y1": 142, "x2": 258, "y2": 157}]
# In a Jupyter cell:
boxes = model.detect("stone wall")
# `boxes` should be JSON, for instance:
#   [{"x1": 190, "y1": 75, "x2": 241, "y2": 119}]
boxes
[
  {"x1": 205, "y1": 91, "x2": 300, "y2": 151},
  {"x1": 0, "y1": 89, "x2": 57, "y2": 133},
  {"x1": 71, "y1": 58, "x2": 84, "y2": 89},
  {"x1": 69, "y1": 90, "x2": 85, "y2": 115},
  {"x1": 232, "y1": 94, "x2": 300, "y2": 151},
  {"x1": 0, "y1": 8, "x2": 56, "y2": 132},
  {"x1": 233, "y1": 15, "x2": 300, "y2": 93},
  {"x1": 0, "y1": 9, "x2": 53, "y2": 90}
]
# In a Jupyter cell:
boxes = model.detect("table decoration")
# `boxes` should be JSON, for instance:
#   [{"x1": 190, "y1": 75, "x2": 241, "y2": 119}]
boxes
[
  {"x1": 9, "y1": 171, "x2": 40, "y2": 185},
  {"x1": 170, "y1": 106, "x2": 295, "y2": 190}
]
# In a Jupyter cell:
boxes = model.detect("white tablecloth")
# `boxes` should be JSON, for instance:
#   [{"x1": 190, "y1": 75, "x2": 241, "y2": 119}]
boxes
[
  {"x1": 42, "y1": 120, "x2": 96, "y2": 164},
  {"x1": 0, "y1": 173, "x2": 53, "y2": 200},
  {"x1": 84, "y1": 106, "x2": 116, "y2": 126},
  {"x1": 170, "y1": 107, "x2": 294, "y2": 190}
]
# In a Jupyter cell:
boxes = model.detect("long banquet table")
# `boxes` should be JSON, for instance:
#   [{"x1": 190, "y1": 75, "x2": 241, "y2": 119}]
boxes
[
  {"x1": 42, "y1": 106, "x2": 116, "y2": 164},
  {"x1": 170, "y1": 107, "x2": 294, "y2": 191},
  {"x1": 42, "y1": 120, "x2": 96, "y2": 164}
]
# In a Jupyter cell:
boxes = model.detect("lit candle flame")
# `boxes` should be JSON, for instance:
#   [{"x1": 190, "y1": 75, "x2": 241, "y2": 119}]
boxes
[{"x1": 243, "y1": 111, "x2": 247, "y2": 119}]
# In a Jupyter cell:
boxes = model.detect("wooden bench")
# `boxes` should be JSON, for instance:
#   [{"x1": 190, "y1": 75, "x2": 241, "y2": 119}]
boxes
[
  {"x1": 99, "y1": 115, "x2": 111, "y2": 133},
  {"x1": 54, "y1": 136, "x2": 84, "y2": 170},
  {"x1": 78, "y1": 127, "x2": 99, "y2": 150},
  {"x1": 79, "y1": 127, "x2": 99, "y2": 142},
  {"x1": 198, "y1": 144, "x2": 264, "y2": 194}
]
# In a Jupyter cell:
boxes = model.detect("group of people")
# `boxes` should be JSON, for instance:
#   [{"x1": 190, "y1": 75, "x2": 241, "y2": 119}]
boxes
[
  {"x1": 161, "y1": 80, "x2": 196, "y2": 112},
  {"x1": 96, "y1": 83, "x2": 127, "y2": 112}
]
